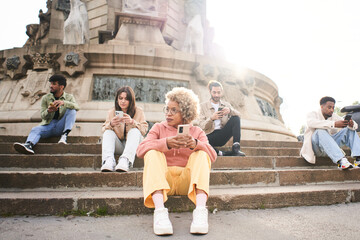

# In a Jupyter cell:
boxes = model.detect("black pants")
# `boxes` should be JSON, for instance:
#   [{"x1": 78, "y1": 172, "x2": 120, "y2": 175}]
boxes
[{"x1": 206, "y1": 116, "x2": 241, "y2": 147}]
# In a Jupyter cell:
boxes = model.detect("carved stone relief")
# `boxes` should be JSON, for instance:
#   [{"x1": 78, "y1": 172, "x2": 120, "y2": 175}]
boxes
[
  {"x1": 256, "y1": 97, "x2": 278, "y2": 119},
  {"x1": 30, "y1": 53, "x2": 53, "y2": 70},
  {"x1": 6, "y1": 56, "x2": 21, "y2": 70},
  {"x1": 4, "y1": 55, "x2": 26, "y2": 79},
  {"x1": 92, "y1": 76, "x2": 189, "y2": 103},
  {"x1": 20, "y1": 69, "x2": 53, "y2": 105},
  {"x1": 217, "y1": 68, "x2": 246, "y2": 110},
  {"x1": 56, "y1": 0, "x2": 71, "y2": 20},
  {"x1": 58, "y1": 51, "x2": 87, "y2": 76},
  {"x1": 0, "y1": 58, "x2": 4, "y2": 80},
  {"x1": 193, "y1": 62, "x2": 219, "y2": 86},
  {"x1": 123, "y1": 0, "x2": 158, "y2": 16}
]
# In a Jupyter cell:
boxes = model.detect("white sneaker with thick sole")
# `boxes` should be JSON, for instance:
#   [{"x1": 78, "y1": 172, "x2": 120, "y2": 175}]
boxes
[
  {"x1": 101, "y1": 158, "x2": 116, "y2": 172},
  {"x1": 115, "y1": 157, "x2": 130, "y2": 172},
  {"x1": 153, "y1": 208, "x2": 173, "y2": 235},
  {"x1": 337, "y1": 157, "x2": 354, "y2": 170},
  {"x1": 190, "y1": 207, "x2": 208, "y2": 234}
]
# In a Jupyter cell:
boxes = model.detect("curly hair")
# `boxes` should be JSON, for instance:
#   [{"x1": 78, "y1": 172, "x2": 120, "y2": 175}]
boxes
[{"x1": 165, "y1": 87, "x2": 200, "y2": 124}]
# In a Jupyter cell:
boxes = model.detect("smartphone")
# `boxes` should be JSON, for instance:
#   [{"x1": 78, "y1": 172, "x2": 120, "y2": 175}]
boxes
[
  {"x1": 218, "y1": 107, "x2": 223, "y2": 112},
  {"x1": 344, "y1": 114, "x2": 352, "y2": 121},
  {"x1": 115, "y1": 111, "x2": 124, "y2": 118},
  {"x1": 177, "y1": 124, "x2": 190, "y2": 135}
]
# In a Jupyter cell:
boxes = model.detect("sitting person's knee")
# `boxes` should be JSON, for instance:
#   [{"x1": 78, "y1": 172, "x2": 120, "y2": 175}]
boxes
[
  {"x1": 229, "y1": 115, "x2": 240, "y2": 124},
  {"x1": 128, "y1": 128, "x2": 141, "y2": 136}
]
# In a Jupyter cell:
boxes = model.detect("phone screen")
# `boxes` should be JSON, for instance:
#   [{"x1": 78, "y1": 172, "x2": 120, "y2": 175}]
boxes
[{"x1": 344, "y1": 115, "x2": 351, "y2": 121}]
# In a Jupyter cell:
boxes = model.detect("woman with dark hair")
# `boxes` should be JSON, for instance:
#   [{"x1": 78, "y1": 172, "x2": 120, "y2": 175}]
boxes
[{"x1": 101, "y1": 86, "x2": 148, "y2": 172}]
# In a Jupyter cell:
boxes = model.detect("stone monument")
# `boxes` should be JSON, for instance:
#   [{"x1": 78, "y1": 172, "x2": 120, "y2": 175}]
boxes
[{"x1": 0, "y1": 0, "x2": 296, "y2": 141}]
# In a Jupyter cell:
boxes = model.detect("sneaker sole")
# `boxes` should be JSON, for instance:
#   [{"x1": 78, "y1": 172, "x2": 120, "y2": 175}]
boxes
[
  {"x1": 154, "y1": 228, "x2": 173, "y2": 236},
  {"x1": 13, "y1": 143, "x2": 34, "y2": 154},
  {"x1": 115, "y1": 167, "x2": 129, "y2": 172},
  {"x1": 190, "y1": 225, "x2": 208, "y2": 235},
  {"x1": 338, "y1": 165, "x2": 354, "y2": 170},
  {"x1": 101, "y1": 168, "x2": 114, "y2": 172},
  {"x1": 58, "y1": 141, "x2": 67, "y2": 145}
]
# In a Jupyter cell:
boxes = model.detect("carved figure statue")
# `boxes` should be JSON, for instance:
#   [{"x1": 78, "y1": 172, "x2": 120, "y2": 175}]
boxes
[
  {"x1": 123, "y1": 0, "x2": 158, "y2": 16},
  {"x1": 182, "y1": 0, "x2": 205, "y2": 55},
  {"x1": 24, "y1": 0, "x2": 52, "y2": 46},
  {"x1": 36, "y1": 0, "x2": 52, "y2": 44},
  {"x1": 63, "y1": 0, "x2": 90, "y2": 44}
]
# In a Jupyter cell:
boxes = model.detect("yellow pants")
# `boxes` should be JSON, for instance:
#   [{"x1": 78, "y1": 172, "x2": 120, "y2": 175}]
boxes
[{"x1": 143, "y1": 150, "x2": 211, "y2": 208}]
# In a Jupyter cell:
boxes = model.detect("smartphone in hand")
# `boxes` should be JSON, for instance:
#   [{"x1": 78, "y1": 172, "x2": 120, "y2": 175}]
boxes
[
  {"x1": 344, "y1": 114, "x2": 352, "y2": 121},
  {"x1": 115, "y1": 111, "x2": 124, "y2": 118},
  {"x1": 177, "y1": 124, "x2": 190, "y2": 136}
]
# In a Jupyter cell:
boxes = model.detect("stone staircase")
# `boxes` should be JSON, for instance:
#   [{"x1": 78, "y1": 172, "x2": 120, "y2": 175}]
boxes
[{"x1": 1, "y1": 135, "x2": 360, "y2": 216}]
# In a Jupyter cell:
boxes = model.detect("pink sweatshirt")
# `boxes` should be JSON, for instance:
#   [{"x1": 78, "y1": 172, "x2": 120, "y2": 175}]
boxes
[{"x1": 136, "y1": 121, "x2": 217, "y2": 167}]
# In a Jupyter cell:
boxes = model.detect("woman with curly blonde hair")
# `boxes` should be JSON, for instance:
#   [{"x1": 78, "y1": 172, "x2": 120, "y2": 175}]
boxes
[{"x1": 137, "y1": 87, "x2": 217, "y2": 236}]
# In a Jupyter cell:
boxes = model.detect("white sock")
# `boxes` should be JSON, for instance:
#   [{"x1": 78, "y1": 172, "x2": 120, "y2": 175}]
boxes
[
  {"x1": 152, "y1": 191, "x2": 165, "y2": 210},
  {"x1": 196, "y1": 192, "x2": 207, "y2": 209}
]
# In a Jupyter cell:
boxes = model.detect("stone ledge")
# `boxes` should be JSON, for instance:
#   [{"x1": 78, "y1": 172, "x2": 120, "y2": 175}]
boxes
[{"x1": 1, "y1": 183, "x2": 359, "y2": 215}]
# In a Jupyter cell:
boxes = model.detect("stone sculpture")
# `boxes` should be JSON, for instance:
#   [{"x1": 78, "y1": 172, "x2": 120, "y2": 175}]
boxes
[
  {"x1": 63, "y1": 0, "x2": 89, "y2": 44},
  {"x1": 24, "y1": 0, "x2": 52, "y2": 46},
  {"x1": 182, "y1": 0, "x2": 205, "y2": 55},
  {"x1": 123, "y1": 0, "x2": 158, "y2": 16}
]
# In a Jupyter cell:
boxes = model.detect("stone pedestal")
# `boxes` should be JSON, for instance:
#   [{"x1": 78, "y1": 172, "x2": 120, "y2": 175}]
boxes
[{"x1": 108, "y1": 13, "x2": 169, "y2": 48}]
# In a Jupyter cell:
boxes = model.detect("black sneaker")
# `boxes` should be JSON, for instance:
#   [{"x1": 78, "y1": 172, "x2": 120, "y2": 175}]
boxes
[
  {"x1": 13, "y1": 142, "x2": 34, "y2": 154},
  {"x1": 231, "y1": 142, "x2": 246, "y2": 156}
]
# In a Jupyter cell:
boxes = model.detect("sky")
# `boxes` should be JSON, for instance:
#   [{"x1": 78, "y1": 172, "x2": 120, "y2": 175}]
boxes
[{"x1": 0, "y1": 0, "x2": 360, "y2": 135}]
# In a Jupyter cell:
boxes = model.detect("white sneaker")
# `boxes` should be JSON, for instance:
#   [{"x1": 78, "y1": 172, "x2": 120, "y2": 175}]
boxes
[
  {"x1": 115, "y1": 157, "x2": 130, "y2": 172},
  {"x1": 153, "y1": 208, "x2": 173, "y2": 235},
  {"x1": 190, "y1": 207, "x2": 208, "y2": 234},
  {"x1": 101, "y1": 158, "x2": 116, "y2": 172},
  {"x1": 58, "y1": 134, "x2": 67, "y2": 144},
  {"x1": 337, "y1": 157, "x2": 354, "y2": 170}
]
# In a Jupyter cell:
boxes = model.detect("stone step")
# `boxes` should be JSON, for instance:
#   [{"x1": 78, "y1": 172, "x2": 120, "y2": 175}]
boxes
[
  {"x1": 0, "y1": 136, "x2": 101, "y2": 144},
  {"x1": 0, "y1": 143, "x2": 303, "y2": 156},
  {"x1": 1, "y1": 169, "x2": 359, "y2": 189},
  {"x1": 1, "y1": 183, "x2": 359, "y2": 215},
  {"x1": 0, "y1": 135, "x2": 302, "y2": 148},
  {"x1": 0, "y1": 154, "x2": 341, "y2": 170}
]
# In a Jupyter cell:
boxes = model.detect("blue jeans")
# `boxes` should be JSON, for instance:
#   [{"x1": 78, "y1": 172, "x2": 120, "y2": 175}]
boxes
[
  {"x1": 311, "y1": 128, "x2": 360, "y2": 163},
  {"x1": 26, "y1": 109, "x2": 77, "y2": 145}
]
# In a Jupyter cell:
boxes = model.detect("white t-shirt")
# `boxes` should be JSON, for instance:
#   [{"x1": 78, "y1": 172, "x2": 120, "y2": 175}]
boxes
[{"x1": 211, "y1": 102, "x2": 221, "y2": 130}]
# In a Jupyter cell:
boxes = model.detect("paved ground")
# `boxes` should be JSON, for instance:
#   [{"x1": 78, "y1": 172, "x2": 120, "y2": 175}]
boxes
[{"x1": 1, "y1": 203, "x2": 359, "y2": 240}]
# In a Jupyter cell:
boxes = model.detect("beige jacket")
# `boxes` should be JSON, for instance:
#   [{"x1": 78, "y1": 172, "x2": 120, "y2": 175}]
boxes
[
  {"x1": 102, "y1": 106, "x2": 148, "y2": 140},
  {"x1": 300, "y1": 109, "x2": 358, "y2": 164},
  {"x1": 196, "y1": 100, "x2": 240, "y2": 135}
]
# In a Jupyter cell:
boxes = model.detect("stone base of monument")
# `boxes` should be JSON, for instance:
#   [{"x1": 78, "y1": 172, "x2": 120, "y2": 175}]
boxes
[{"x1": 0, "y1": 43, "x2": 296, "y2": 141}]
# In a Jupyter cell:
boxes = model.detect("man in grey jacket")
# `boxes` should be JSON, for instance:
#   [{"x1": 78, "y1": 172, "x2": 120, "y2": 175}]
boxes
[{"x1": 300, "y1": 96, "x2": 360, "y2": 169}]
